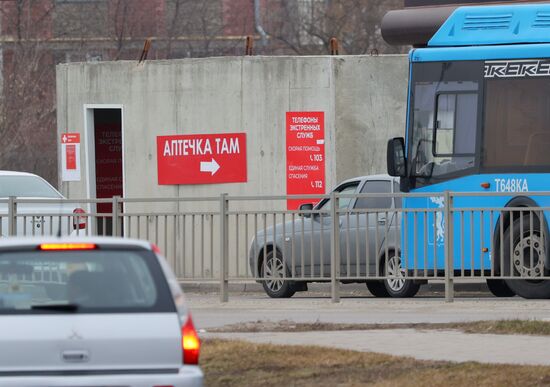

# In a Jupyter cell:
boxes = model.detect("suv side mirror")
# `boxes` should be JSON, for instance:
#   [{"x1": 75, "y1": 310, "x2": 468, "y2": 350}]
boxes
[
  {"x1": 387, "y1": 137, "x2": 407, "y2": 177},
  {"x1": 299, "y1": 203, "x2": 314, "y2": 217}
]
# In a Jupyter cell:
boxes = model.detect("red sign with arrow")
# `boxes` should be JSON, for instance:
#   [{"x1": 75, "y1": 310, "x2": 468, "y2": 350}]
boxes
[{"x1": 157, "y1": 133, "x2": 247, "y2": 185}]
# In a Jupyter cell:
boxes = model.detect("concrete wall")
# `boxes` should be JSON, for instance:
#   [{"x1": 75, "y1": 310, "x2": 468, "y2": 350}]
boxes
[
  {"x1": 56, "y1": 55, "x2": 408, "y2": 278},
  {"x1": 56, "y1": 55, "x2": 408, "y2": 203}
]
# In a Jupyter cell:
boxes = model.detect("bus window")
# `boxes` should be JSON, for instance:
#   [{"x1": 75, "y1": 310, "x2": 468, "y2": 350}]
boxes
[
  {"x1": 484, "y1": 78, "x2": 550, "y2": 168},
  {"x1": 410, "y1": 82, "x2": 478, "y2": 179},
  {"x1": 434, "y1": 93, "x2": 477, "y2": 157}
]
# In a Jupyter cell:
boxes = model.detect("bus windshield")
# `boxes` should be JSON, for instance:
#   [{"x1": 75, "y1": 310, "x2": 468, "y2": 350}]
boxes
[
  {"x1": 408, "y1": 59, "x2": 550, "y2": 188},
  {"x1": 409, "y1": 61, "x2": 482, "y2": 184}
]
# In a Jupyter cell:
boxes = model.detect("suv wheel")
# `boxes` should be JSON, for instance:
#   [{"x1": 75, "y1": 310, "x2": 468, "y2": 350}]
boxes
[
  {"x1": 366, "y1": 281, "x2": 390, "y2": 297},
  {"x1": 260, "y1": 250, "x2": 296, "y2": 298},
  {"x1": 383, "y1": 253, "x2": 420, "y2": 298}
]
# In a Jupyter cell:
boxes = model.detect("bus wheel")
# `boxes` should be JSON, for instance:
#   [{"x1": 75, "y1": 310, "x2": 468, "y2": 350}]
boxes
[
  {"x1": 486, "y1": 279, "x2": 515, "y2": 297},
  {"x1": 503, "y1": 214, "x2": 550, "y2": 299}
]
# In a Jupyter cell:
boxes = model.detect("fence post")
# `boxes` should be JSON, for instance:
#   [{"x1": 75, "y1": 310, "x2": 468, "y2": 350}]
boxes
[
  {"x1": 219, "y1": 193, "x2": 229, "y2": 303},
  {"x1": 8, "y1": 196, "x2": 16, "y2": 236},
  {"x1": 444, "y1": 191, "x2": 454, "y2": 302},
  {"x1": 112, "y1": 196, "x2": 120, "y2": 237},
  {"x1": 330, "y1": 191, "x2": 340, "y2": 303}
]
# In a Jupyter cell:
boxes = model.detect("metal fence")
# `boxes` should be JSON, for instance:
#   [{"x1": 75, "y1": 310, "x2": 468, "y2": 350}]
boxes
[{"x1": 1, "y1": 192, "x2": 549, "y2": 302}]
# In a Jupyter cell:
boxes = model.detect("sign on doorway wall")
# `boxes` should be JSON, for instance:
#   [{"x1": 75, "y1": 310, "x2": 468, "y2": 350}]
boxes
[
  {"x1": 286, "y1": 112, "x2": 326, "y2": 210},
  {"x1": 61, "y1": 132, "x2": 81, "y2": 182},
  {"x1": 157, "y1": 133, "x2": 247, "y2": 185},
  {"x1": 94, "y1": 117, "x2": 123, "y2": 214}
]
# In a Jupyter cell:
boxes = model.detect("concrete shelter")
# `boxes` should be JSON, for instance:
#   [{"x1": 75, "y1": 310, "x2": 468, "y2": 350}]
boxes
[{"x1": 56, "y1": 55, "x2": 408, "y2": 204}]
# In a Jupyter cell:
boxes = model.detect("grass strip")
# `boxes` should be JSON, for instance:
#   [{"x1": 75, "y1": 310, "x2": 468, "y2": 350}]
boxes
[
  {"x1": 210, "y1": 319, "x2": 550, "y2": 336},
  {"x1": 202, "y1": 339, "x2": 550, "y2": 387}
]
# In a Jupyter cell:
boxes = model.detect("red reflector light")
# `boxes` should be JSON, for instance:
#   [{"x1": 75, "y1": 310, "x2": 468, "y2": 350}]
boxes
[
  {"x1": 39, "y1": 243, "x2": 97, "y2": 251},
  {"x1": 151, "y1": 243, "x2": 162, "y2": 254},
  {"x1": 182, "y1": 314, "x2": 200, "y2": 365},
  {"x1": 72, "y1": 208, "x2": 87, "y2": 230}
]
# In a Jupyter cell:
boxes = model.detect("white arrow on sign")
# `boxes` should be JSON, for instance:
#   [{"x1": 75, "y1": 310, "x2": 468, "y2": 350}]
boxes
[{"x1": 200, "y1": 158, "x2": 220, "y2": 176}]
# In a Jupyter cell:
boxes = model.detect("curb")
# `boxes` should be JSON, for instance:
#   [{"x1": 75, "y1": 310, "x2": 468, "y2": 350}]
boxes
[{"x1": 181, "y1": 282, "x2": 489, "y2": 294}]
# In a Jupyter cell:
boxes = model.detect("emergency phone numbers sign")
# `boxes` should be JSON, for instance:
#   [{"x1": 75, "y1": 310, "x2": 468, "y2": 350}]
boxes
[
  {"x1": 157, "y1": 133, "x2": 247, "y2": 185},
  {"x1": 286, "y1": 112, "x2": 326, "y2": 210}
]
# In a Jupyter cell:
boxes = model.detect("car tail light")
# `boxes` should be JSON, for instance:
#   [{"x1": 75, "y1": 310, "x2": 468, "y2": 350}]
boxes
[
  {"x1": 40, "y1": 243, "x2": 97, "y2": 250},
  {"x1": 182, "y1": 314, "x2": 200, "y2": 365},
  {"x1": 72, "y1": 208, "x2": 86, "y2": 230}
]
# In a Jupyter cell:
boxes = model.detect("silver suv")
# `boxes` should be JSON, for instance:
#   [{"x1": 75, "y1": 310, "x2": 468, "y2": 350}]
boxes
[
  {"x1": 249, "y1": 175, "x2": 420, "y2": 299},
  {"x1": 0, "y1": 237, "x2": 203, "y2": 387}
]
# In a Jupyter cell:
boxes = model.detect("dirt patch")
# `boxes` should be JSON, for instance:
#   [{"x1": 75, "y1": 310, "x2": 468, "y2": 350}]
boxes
[
  {"x1": 210, "y1": 319, "x2": 550, "y2": 336},
  {"x1": 202, "y1": 339, "x2": 550, "y2": 386}
]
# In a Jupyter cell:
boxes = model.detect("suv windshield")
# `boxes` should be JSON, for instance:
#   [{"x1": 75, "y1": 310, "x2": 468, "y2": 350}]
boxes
[
  {"x1": 0, "y1": 176, "x2": 62, "y2": 198},
  {"x1": 0, "y1": 249, "x2": 174, "y2": 314}
]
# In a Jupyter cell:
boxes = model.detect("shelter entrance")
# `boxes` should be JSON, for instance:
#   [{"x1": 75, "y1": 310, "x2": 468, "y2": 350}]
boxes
[{"x1": 86, "y1": 107, "x2": 123, "y2": 235}]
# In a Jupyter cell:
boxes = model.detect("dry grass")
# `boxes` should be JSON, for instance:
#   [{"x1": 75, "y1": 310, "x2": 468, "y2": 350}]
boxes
[
  {"x1": 202, "y1": 339, "x2": 550, "y2": 386},
  {"x1": 211, "y1": 319, "x2": 550, "y2": 336}
]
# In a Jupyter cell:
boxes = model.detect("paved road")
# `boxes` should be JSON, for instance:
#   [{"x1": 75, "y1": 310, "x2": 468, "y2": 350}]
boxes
[
  {"x1": 190, "y1": 290, "x2": 550, "y2": 365},
  {"x1": 204, "y1": 329, "x2": 550, "y2": 366},
  {"x1": 187, "y1": 292, "x2": 550, "y2": 330}
]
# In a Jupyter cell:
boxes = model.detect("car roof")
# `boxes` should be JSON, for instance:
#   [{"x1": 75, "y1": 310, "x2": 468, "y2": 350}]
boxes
[
  {"x1": 0, "y1": 237, "x2": 153, "y2": 251},
  {"x1": 339, "y1": 174, "x2": 397, "y2": 185},
  {"x1": 0, "y1": 170, "x2": 39, "y2": 177}
]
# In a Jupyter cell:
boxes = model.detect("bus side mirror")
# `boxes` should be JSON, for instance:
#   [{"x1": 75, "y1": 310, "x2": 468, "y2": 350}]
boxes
[{"x1": 387, "y1": 137, "x2": 407, "y2": 177}]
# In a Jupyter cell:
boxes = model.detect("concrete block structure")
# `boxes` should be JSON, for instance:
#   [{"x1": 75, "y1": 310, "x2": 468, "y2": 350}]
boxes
[{"x1": 56, "y1": 55, "x2": 408, "y2": 205}]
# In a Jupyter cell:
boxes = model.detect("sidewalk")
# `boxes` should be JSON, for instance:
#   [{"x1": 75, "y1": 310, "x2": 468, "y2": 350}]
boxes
[
  {"x1": 204, "y1": 329, "x2": 550, "y2": 366},
  {"x1": 187, "y1": 293, "x2": 550, "y2": 329}
]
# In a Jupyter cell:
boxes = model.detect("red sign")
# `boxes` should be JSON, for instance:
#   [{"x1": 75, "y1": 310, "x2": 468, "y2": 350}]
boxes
[
  {"x1": 66, "y1": 145, "x2": 76, "y2": 170},
  {"x1": 61, "y1": 133, "x2": 80, "y2": 144},
  {"x1": 157, "y1": 133, "x2": 247, "y2": 185},
  {"x1": 61, "y1": 132, "x2": 81, "y2": 182},
  {"x1": 286, "y1": 112, "x2": 326, "y2": 210}
]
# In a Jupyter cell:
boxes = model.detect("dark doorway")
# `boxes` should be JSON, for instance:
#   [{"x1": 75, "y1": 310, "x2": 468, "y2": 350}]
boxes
[{"x1": 93, "y1": 109, "x2": 122, "y2": 235}]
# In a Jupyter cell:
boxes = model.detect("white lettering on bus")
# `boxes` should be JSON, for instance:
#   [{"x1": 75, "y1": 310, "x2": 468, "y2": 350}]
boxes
[{"x1": 494, "y1": 178, "x2": 529, "y2": 193}]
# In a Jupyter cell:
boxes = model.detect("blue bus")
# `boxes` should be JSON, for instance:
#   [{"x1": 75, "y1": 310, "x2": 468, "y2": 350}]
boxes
[{"x1": 386, "y1": 3, "x2": 550, "y2": 299}]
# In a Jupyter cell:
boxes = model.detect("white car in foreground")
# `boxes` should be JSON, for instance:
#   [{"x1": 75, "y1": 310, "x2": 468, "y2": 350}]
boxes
[
  {"x1": 0, "y1": 237, "x2": 203, "y2": 387},
  {"x1": 0, "y1": 171, "x2": 86, "y2": 237}
]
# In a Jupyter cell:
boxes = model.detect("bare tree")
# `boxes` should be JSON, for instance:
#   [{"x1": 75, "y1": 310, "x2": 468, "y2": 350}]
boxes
[
  {"x1": 164, "y1": 0, "x2": 254, "y2": 58},
  {"x1": 0, "y1": 0, "x2": 404, "y2": 185},
  {"x1": 264, "y1": 0, "x2": 405, "y2": 55},
  {"x1": 0, "y1": 0, "x2": 57, "y2": 183}
]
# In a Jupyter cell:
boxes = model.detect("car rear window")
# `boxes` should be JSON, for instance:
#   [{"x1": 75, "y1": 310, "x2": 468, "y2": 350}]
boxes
[
  {"x1": 0, "y1": 249, "x2": 175, "y2": 314},
  {"x1": 0, "y1": 176, "x2": 62, "y2": 198}
]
